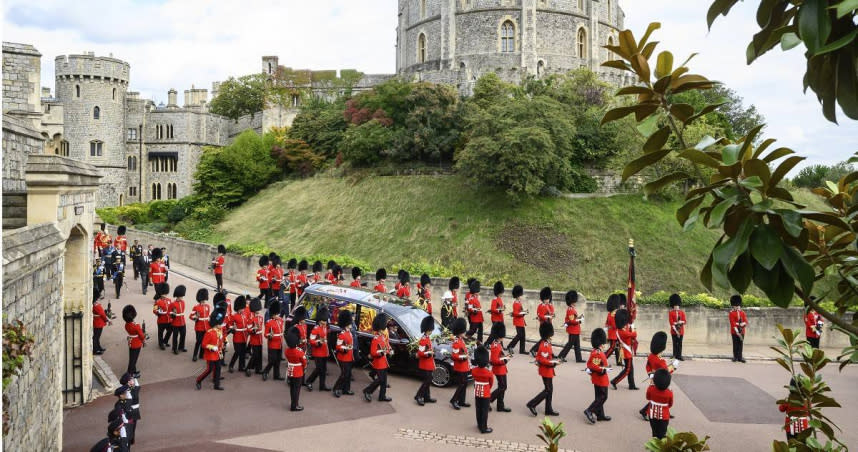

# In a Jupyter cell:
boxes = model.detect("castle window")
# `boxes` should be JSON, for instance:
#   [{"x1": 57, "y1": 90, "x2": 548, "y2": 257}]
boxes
[
  {"x1": 291, "y1": 94, "x2": 300, "y2": 107},
  {"x1": 127, "y1": 156, "x2": 137, "y2": 171},
  {"x1": 152, "y1": 183, "x2": 161, "y2": 200},
  {"x1": 537, "y1": 60, "x2": 545, "y2": 77},
  {"x1": 501, "y1": 21, "x2": 515, "y2": 53},
  {"x1": 607, "y1": 0, "x2": 612, "y2": 21},
  {"x1": 607, "y1": 36, "x2": 614, "y2": 61},
  {"x1": 578, "y1": 0, "x2": 584, "y2": 11},
  {"x1": 129, "y1": 186, "x2": 137, "y2": 197},
  {"x1": 127, "y1": 128, "x2": 137, "y2": 140},
  {"x1": 420, "y1": 0, "x2": 426, "y2": 18},
  {"x1": 113, "y1": 88, "x2": 116, "y2": 100},
  {"x1": 93, "y1": 106, "x2": 100, "y2": 119},
  {"x1": 167, "y1": 183, "x2": 177, "y2": 199},
  {"x1": 577, "y1": 28, "x2": 587, "y2": 59},
  {"x1": 60, "y1": 140, "x2": 69, "y2": 156},
  {"x1": 89, "y1": 140, "x2": 103, "y2": 157},
  {"x1": 76, "y1": 85, "x2": 80, "y2": 98},
  {"x1": 418, "y1": 33, "x2": 427, "y2": 63},
  {"x1": 167, "y1": 124, "x2": 174, "y2": 139}
]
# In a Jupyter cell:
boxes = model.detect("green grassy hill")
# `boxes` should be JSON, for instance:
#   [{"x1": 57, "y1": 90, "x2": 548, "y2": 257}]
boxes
[{"x1": 209, "y1": 175, "x2": 742, "y2": 300}]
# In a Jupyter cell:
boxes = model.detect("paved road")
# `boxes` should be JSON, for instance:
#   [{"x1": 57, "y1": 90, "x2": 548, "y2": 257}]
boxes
[{"x1": 64, "y1": 263, "x2": 858, "y2": 451}]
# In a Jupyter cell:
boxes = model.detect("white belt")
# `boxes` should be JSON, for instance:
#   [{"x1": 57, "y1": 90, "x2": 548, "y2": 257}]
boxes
[
  {"x1": 650, "y1": 401, "x2": 668, "y2": 407},
  {"x1": 131, "y1": 404, "x2": 140, "y2": 409},
  {"x1": 287, "y1": 362, "x2": 300, "y2": 368},
  {"x1": 234, "y1": 328, "x2": 246, "y2": 332},
  {"x1": 474, "y1": 382, "x2": 488, "y2": 387},
  {"x1": 127, "y1": 335, "x2": 138, "y2": 339},
  {"x1": 199, "y1": 317, "x2": 209, "y2": 321}
]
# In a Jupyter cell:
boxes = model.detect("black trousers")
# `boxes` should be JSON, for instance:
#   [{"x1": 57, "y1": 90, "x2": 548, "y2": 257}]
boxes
[
  {"x1": 333, "y1": 361, "x2": 353, "y2": 393},
  {"x1": 229, "y1": 342, "x2": 247, "y2": 370},
  {"x1": 466, "y1": 321, "x2": 484, "y2": 343},
  {"x1": 450, "y1": 371, "x2": 469, "y2": 404},
  {"x1": 262, "y1": 348, "x2": 282, "y2": 378},
  {"x1": 127, "y1": 347, "x2": 140, "y2": 374},
  {"x1": 527, "y1": 377, "x2": 554, "y2": 413},
  {"x1": 731, "y1": 334, "x2": 744, "y2": 360},
  {"x1": 650, "y1": 419, "x2": 669, "y2": 439},
  {"x1": 140, "y1": 273, "x2": 149, "y2": 295},
  {"x1": 490, "y1": 374, "x2": 507, "y2": 408},
  {"x1": 671, "y1": 334, "x2": 683, "y2": 359},
  {"x1": 416, "y1": 369, "x2": 433, "y2": 401},
  {"x1": 215, "y1": 273, "x2": 223, "y2": 291},
  {"x1": 808, "y1": 336, "x2": 820, "y2": 349},
  {"x1": 306, "y1": 357, "x2": 328, "y2": 388},
  {"x1": 157, "y1": 323, "x2": 168, "y2": 347},
  {"x1": 132, "y1": 260, "x2": 140, "y2": 279},
  {"x1": 93, "y1": 327, "x2": 104, "y2": 352},
  {"x1": 193, "y1": 331, "x2": 205, "y2": 359},
  {"x1": 587, "y1": 385, "x2": 608, "y2": 417},
  {"x1": 171, "y1": 325, "x2": 186, "y2": 352},
  {"x1": 364, "y1": 368, "x2": 388, "y2": 400},
  {"x1": 507, "y1": 326, "x2": 526, "y2": 353},
  {"x1": 247, "y1": 344, "x2": 263, "y2": 373},
  {"x1": 558, "y1": 334, "x2": 582, "y2": 361},
  {"x1": 611, "y1": 357, "x2": 635, "y2": 388},
  {"x1": 475, "y1": 397, "x2": 490, "y2": 431},
  {"x1": 197, "y1": 359, "x2": 222, "y2": 387},
  {"x1": 288, "y1": 376, "x2": 303, "y2": 409},
  {"x1": 114, "y1": 277, "x2": 123, "y2": 298},
  {"x1": 606, "y1": 339, "x2": 622, "y2": 364}
]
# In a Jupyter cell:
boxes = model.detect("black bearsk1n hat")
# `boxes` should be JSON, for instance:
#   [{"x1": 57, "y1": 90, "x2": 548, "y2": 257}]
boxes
[
  {"x1": 565, "y1": 290, "x2": 578, "y2": 306},
  {"x1": 421, "y1": 273, "x2": 431, "y2": 287},
  {"x1": 173, "y1": 285, "x2": 186, "y2": 298},
  {"x1": 210, "y1": 307, "x2": 227, "y2": 327},
  {"x1": 669, "y1": 293, "x2": 682, "y2": 307},
  {"x1": 376, "y1": 268, "x2": 387, "y2": 281},
  {"x1": 469, "y1": 279, "x2": 480, "y2": 294},
  {"x1": 730, "y1": 294, "x2": 743, "y2": 306},
  {"x1": 286, "y1": 327, "x2": 300, "y2": 348},
  {"x1": 212, "y1": 292, "x2": 226, "y2": 305},
  {"x1": 292, "y1": 305, "x2": 307, "y2": 322},
  {"x1": 287, "y1": 258, "x2": 298, "y2": 269},
  {"x1": 259, "y1": 255, "x2": 269, "y2": 267},
  {"x1": 312, "y1": 260, "x2": 323, "y2": 273},
  {"x1": 298, "y1": 260, "x2": 309, "y2": 272},
  {"x1": 591, "y1": 328, "x2": 607, "y2": 348},
  {"x1": 653, "y1": 368, "x2": 672, "y2": 390},
  {"x1": 420, "y1": 315, "x2": 435, "y2": 333},
  {"x1": 540, "y1": 287, "x2": 552, "y2": 301},
  {"x1": 490, "y1": 321, "x2": 506, "y2": 340},
  {"x1": 117, "y1": 225, "x2": 126, "y2": 235},
  {"x1": 196, "y1": 288, "x2": 209, "y2": 302},
  {"x1": 249, "y1": 297, "x2": 263, "y2": 312},
  {"x1": 337, "y1": 310, "x2": 353, "y2": 329},
  {"x1": 151, "y1": 247, "x2": 163, "y2": 260},
  {"x1": 217, "y1": 244, "x2": 226, "y2": 254},
  {"x1": 449, "y1": 276, "x2": 460, "y2": 291},
  {"x1": 156, "y1": 283, "x2": 170, "y2": 297},
  {"x1": 399, "y1": 270, "x2": 410, "y2": 284},
  {"x1": 122, "y1": 305, "x2": 137, "y2": 322},
  {"x1": 493, "y1": 281, "x2": 504, "y2": 296},
  {"x1": 473, "y1": 345, "x2": 489, "y2": 367},
  {"x1": 539, "y1": 321, "x2": 554, "y2": 340},
  {"x1": 606, "y1": 294, "x2": 619, "y2": 312},
  {"x1": 650, "y1": 331, "x2": 668, "y2": 355},
  {"x1": 352, "y1": 267, "x2": 362, "y2": 279},
  {"x1": 615, "y1": 309, "x2": 630, "y2": 330},
  {"x1": 451, "y1": 317, "x2": 467, "y2": 336},
  {"x1": 268, "y1": 299, "x2": 281, "y2": 317},
  {"x1": 327, "y1": 260, "x2": 336, "y2": 270},
  {"x1": 512, "y1": 285, "x2": 524, "y2": 298},
  {"x1": 372, "y1": 313, "x2": 389, "y2": 332},
  {"x1": 315, "y1": 306, "x2": 329, "y2": 323},
  {"x1": 234, "y1": 295, "x2": 247, "y2": 311}
]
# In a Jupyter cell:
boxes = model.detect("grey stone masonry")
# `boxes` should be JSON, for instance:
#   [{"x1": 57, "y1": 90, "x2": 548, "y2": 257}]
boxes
[
  {"x1": 2, "y1": 116, "x2": 44, "y2": 229},
  {"x1": 2, "y1": 42, "x2": 42, "y2": 115}
]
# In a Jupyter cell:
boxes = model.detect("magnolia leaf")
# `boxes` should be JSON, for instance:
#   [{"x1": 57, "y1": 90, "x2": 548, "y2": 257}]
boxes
[
  {"x1": 728, "y1": 250, "x2": 754, "y2": 294},
  {"x1": 644, "y1": 172, "x2": 690, "y2": 195},
  {"x1": 616, "y1": 86, "x2": 655, "y2": 96},
  {"x1": 603, "y1": 60, "x2": 632, "y2": 71},
  {"x1": 700, "y1": 248, "x2": 716, "y2": 291},
  {"x1": 740, "y1": 175, "x2": 764, "y2": 189},
  {"x1": 669, "y1": 74, "x2": 711, "y2": 91},
  {"x1": 653, "y1": 75, "x2": 672, "y2": 94},
  {"x1": 722, "y1": 144, "x2": 742, "y2": 166},
  {"x1": 761, "y1": 147, "x2": 795, "y2": 163},
  {"x1": 744, "y1": 159, "x2": 772, "y2": 188},
  {"x1": 679, "y1": 149, "x2": 721, "y2": 168},
  {"x1": 752, "y1": 138, "x2": 777, "y2": 159},
  {"x1": 751, "y1": 225, "x2": 783, "y2": 270},
  {"x1": 769, "y1": 155, "x2": 805, "y2": 187},
  {"x1": 825, "y1": 180, "x2": 839, "y2": 194},
  {"x1": 635, "y1": 103, "x2": 660, "y2": 122},
  {"x1": 800, "y1": 211, "x2": 852, "y2": 230},
  {"x1": 781, "y1": 31, "x2": 802, "y2": 51},
  {"x1": 836, "y1": 49, "x2": 858, "y2": 119},
  {"x1": 813, "y1": 29, "x2": 858, "y2": 56},
  {"x1": 670, "y1": 103, "x2": 696, "y2": 123},
  {"x1": 601, "y1": 106, "x2": 638, "y2": 125},
  {"x1": 655, "y1": 51, "x2": 674, "y2": 79},
  {"x1": 774, "y1": 209, "x2": 804, "y2": 237},
  {"x1": 685, "y1": 101, "x2": 729, "y2": 125},
  {"x1": 835, "y1": 0, "x2": 858, "y2": 18},
  {"x1": 640, "y1": 41, "x2": 660, "y2": 60},
  {"x1": 622, "y1": 149, "x2": 671, "y2": 182},
  {"x1": 644, "y1": 126, "x2": 671, "y2": 152},
  {"x1": 638, "y1": 22, "x2": 662, "y2": 49},
  {"x1": 708, "y1": 198, "x2": 734, "y2": 228},
  {"x1": 636, "y1": 114, "x2": 660, "y2": 137},
  {"x1": 799, "y1": 0, "x2": 833, "y2": 54},
  {"x1": 694, "y1": 135, "x2": 718, "y2": 151},
  {"x1": 677, "y1": 195, "x2": 705, "y2": 228},
  {"x1": 619, "y1": 30, "x2": 638, "y2": 58},
  {"x1": 781, "y1": 245, "x2": 815, "y2": 295},
  {"x1": 631, "y1": 54, "x2": 652, "y2": 83},
  {"x1": 707, "y1": 0, "x2": 741, "y2": 29},
  {"x1": 739, "y1": 125, "x2": 765, "y2": 161}
]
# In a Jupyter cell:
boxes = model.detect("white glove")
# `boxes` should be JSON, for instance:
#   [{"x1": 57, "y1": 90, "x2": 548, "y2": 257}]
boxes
[{"x1": 672, "y1": 359, "x2": 680, "y2": 368}]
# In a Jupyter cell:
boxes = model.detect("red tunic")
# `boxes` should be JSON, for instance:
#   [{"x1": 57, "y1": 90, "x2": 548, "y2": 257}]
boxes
[
  {"x1": 265, "y1": 317, "x2": 284, "y2": 350},
  {"x1": 285, "y1": 347, "x2": 308, "y2": 377},
  {"x1": 270, "y1": 267, "x2": 283, "y2": 291},
  {"x1": 779, "y1": 402, "x2": 810, "y2": 435},
  {"x1": 370, "y1": 334, "x2": 389, "y2": 370},
  {"x1": 373, "y1": 282, "x2": 386, "y2": 293},
  {"x1": 94, "y1": 231, "x2": 109, "y2": 251},
  {"x1": 489, "y1": 341, "x2": 508, "y2": 376},
  {"x1": 466, "y1": 294, "x2": 483, "y2": 323},
  {"x1": 150, "y1": 261, "x2": 167, "y2": 284},
  {"x1": 646, "y1": 386, "x2": 673, "y2": 420},
  {"x1": 646, "y1": 353, "x2": 669, "y2": 375},
  {"x1": 490, "y1": 296, "x2": 504, "y2": 323},
  {"x1": 451, "y1": 291, "x2": 459, "y2": 318},
  {"x1": 228, "y1": 312, "x2": 247, "y2": 343},
  {"x1": 451, "y1": 337, "x2": 470, "y2": 373},
  {"x1": 805, "y1": 311, "x2": 822, "y2": 339},
  {"x1": 587, "y1": 349, "x2": 609, "y2": 387},
  {"x1": 350, "y1": 279, "x2": 361, "y2": 288},
  {"x1": 201, "y1": 328, "x2": 224, "y2": 361},
  {"x1": 396, "y1": 285, "x2": 411, "y2": 298},
  {"x1": 564, "y1": 306, "x2": 581, "y2": 334},
  {"x1": 326, "y1": 272, "x2": 336, "y2": 284},
  {"x1": 169, "y1": 299, "x2": 186, "y2": 327},
  {"x1": 287, "y1": 270, "x2": 297, "y2": 294},
  {"x1": 536, "y1": 340, "x2": 556, "y2": 378},
  {"x1": 295, "y1": 323, "x2": 308, "y2": 349},
  {"x1": 297, "y1": 273, "x2": 309, "y2": 296},
  {"x1": 537, "y1": 302, "x2": 555, "y2": 324},
  {"x1": 309, "y1": 325, "x2": 329, "y2": 358},
  {"x1": 191, "y1": 303, "x2": 211, "y2": 332},
  {"x1": 125, "y1": 322, "x2": 145, "y2": 349},
  {"x1": 617, "y1": 326, "x2": 637, "y2": 359},
  {"x1": 511, "y1": 300, "x2": 526, "y2": 327},
  {"x1": 729, "y1": 309, "x2": 748, "y2": 336},
  {"x1": 605, "y1": 312, "x2": 617, "y2": 340},
  {"x1": 113, "y1": 235, "x2": 127, "y2": 252},
  {"x1": 213, "y1": 255, "x2": 224, "y2": 275},
  {"x1": 336, "y1": 330, "x2": 354, "y2": 362},
  {"x1": 256, "y1": 268, "x2": 269, "y2": 289},
  {"x1": 669, "y1": 309, "x2": 686, "y2": 336},
  {"x1": 93, "y1": 303, "x2": 109, "y2": 328},
  {"x1": 472, "y1": 366, "x2": 494, "y2": 398},
  {"x1": 248, "y1": 314, "x2": 264, "y2": 346},
  {"x1": 417, "y1": 335, "x2": 435, "y2": 371},
  {"x1": 153, "y1": 298, "x2": 171, "y2": 324}
]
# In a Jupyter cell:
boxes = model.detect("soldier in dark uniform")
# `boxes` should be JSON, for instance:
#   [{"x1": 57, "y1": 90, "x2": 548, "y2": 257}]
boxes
[
  {"x1": 112, "y1": 253, "x2": 125, "y2": 299},
  {"x1": 137, "y1": 247, "x2": 150, "y2": 295},
  {"x1": 93, "y1": 258, "x2": 106, "y2": 303},
  {"x1": 91, "y1": 418, "x2": 126, "y2": 452},
  {"x1": 129, "y1": 240, "x2": 142, "y2": 280}
]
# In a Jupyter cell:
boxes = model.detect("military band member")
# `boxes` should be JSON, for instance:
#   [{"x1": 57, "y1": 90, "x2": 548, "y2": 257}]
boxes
[
  {"x1": 285, "y1": 327, "x2": 308, "y2": 411},
  {"x1": 149, "y1": 248, "x2": 167, "y2": 286},
  {"x1": 333, "y1": 310, "x2": 355, "y2": 397},
  {"x1": 227, "y1": 296, "x2": 248, "y2": 372},
  {"x1": 112, "y1": 385, "x2": 137, "y2": 446},
  {"x1": 305, "y1": 307, "x2": 332, "y2": 390},
  {"x1": 395, "y1": 269, "x2": 405, "y2": 293},
  {"x1": 729, "y1": 295, "x2": 748, "y2": 363},
  {"x1": 190, "y1": 288, "x2": 211, "y2": 362},
  {"x1": 93, "y1": 298, "x2": 110, "y2": 354},
  {"x1": 668, "y1": 294, "x2": 686, "y2": 360},
  {"x1": 311, "y1": 260, "x2": 324, "y2": 284},
  {"x1": 297, "y1": 260, "x2": 310, "y2": 297},
  {"x1": 489, "y1": 281, "x2": 505, "y2": 327},
  {"x1": 363, "y1": 313, "x2": 393, "y2": 402},
  {"x1": 374, "y1": 268, "x2": 388, "y2": 293},
  {"x1": 610, "y1": 309, "x2": 638, "y2": 390},
  {"x1": 449, "y1": 318, "x2": 472, "y2": 409},
  {"x1": 211, "y1": 244, "x2": 226, "y2": 292},
  {"x1": 417, "y1": 273, "x2": 432, "y2": 314},
  {"x1": 414, "y1": 315, "x2": 437, "y2": 406},
  {"x1": 472, "y1": 345, "x2": 494, "y2": 434},
  {"x1": 92, "y1": 417, "x2": 126, "y2": 452},
  {"x1": 257, "y1": 256, "x2": 270, "y2": 303},
  {"x1": 262, "y1": 300, "x2": 285, "y2": 381},
  {"x1": 286, "y1": 258, "x2": 298, "y2": 310},
  {"x1": 805, "y1": 307, "x2": 823, "y2": 349},
  {"x1": 529, "y1": 287, "x2": 554, "y2": 356},
  {"x1": 647, "y1": 369, "x2": 674, "y2": 439},
  {"x1": 94, "y1": 223, "x2": 110, "y2": 257},
  {"x1": 152, "y1": 283, "x2": 172, "y2": 349},
  {"x1": 245, "y1": 298, "x2": 265, "y2": 376},
  {"x1": 465, "y1": 279, "x2": 484, "y2": 343},
  {"x1": 350, "y1": 267, "x2": 363, "y2": 288},
  {"x1": 441, "y1": 290, "x2": 455, "y2": 329},
  {"x1": 584, "y1": 328, "x2": 611, "y2": 424},
  {"x1": 169, "y1": 285, "x2": 188, "y2": 354},
  {"x1": 558, "y1": 290, "x2": 584, "y2": 363},
  {"x1": 196, "y1": 307, "x2": 227, "y2": 390},
  {"x1": 526, "y1": 322, "x2": 559, "y2": 416},
  {"x1": 488, "y1": 322, "x2": 511, "y2": 412},
  {"x1": 92, "y1": 259, "x2": 106, "y2": 304},
  {"x1": 123, "y1": 305, "x2": 145, "y2": 377},
  {"x1": 396, "y1": 270, "x2": 411, "y2": 298},
  {"x1": 113, "y1": 226, "x2": 128, "y2": 262},
  {"x1": 605, "y1": 294, "x2": 621, "y2": 365},
  {"x1": 507, "y1": 285, "x2": 528, "y2": 354},
  {"x1": 119, "y1": 372, "x2": 141, "y2": 444},
  {"x1": 640, "y1": 331, "x2": 677, "y2": 420}
]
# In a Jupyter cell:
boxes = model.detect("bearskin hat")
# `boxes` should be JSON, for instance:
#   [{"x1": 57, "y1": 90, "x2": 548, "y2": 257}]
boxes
[
  {"x1": 213, "y1": 291, "x2": 226, "y2": 304},
  {"x1": 653, "y1": 368, "x2": 672, "y2": 391},
  {"x1": 334, "y1": 265, "x2": 343, "y2": 279},
  {"x1": 399, "y1": 270, "x2": 410, "y2": 284},
  {"x1": 268, "y1": 252, "x2": 277, "y2": 263},
  {"x1": 449, "y1": 276, "x2": 460, "y2": 291},
  {"x1": 151, "y1": 247, "x2": 163, "y2": 260},
  {"x1": 196, "y1": 288, "x2": 209, "y2": 302},
  {"x1": 117, "y1": 225, "x2": 126, "y2": 235},
  {"x1": 669, "y1": 293, "x2": 682, "y2": 307},
  {"x1": 512, "y1": 285, "x2": 524, "y2": 298},
  {"x1": 490, "y1": 321, "x2": 506, "y2": 341},
  {"x1": 100, "y1": 223, "x2": 106, "y2": 231},
  {"x1": 286, "y1": 328, "x2": 300, "y2": 348},
  {"x1": 156, "y1": 283, "x2": 170, "y2": 297},
  {"x1": 312, "y1": 260, "x2": 323, "y2": 273},
  {"x1": 327, "y1": 260, "x2": 336, "y2": 271},
  {"x1": 615, "y1": 309, "x2": 630, "y2": 330},
  {"x1": 420, "y1": 315, "x2": 435, "y2": 333},
  {"x1": 421, "y1": 273, "x2": 431, "y2": 287},
  {"x1": 217, "y1": 244, "x2": 226, "y2": 254},
  {"x1": 337, "y1": 310, "x2": 353, "y2": 329},
  {"x1": 540, "y1": 287, "x2": 552, "y2": 301},
  {"x1": 469, "y1": 279, "x2": 481, "y2": 294},
  {"x1": 398, "y1": 269, "x2": 407, "y2": 282},
  {"x1": 173, "y1": 285, "x2": 186, "y2": 298},
  {"x1": 292, "y1": 305, "x2": 307, "y2": 322},
  {"x1": 618, "y1": 293, "x2": 628, "y2": 308},
  {"x1": 122, "y1": 305, "x2": 137, "y2": 322},
  {"x1": 376, "y1": 268, "x2": 387, "y2": 281},
  {"x1": 249, "y1": 297, "x2": 262, "y2": 313},
  {"x1": 730, "y1": 294, "x2": 743, "y2": 306},
  {"x1": 352, "y1": 267, "x2": 362, "y2": 279},
  {"x1": 650, "y1": 331, "x2": 668, "y2": 355},
  {"x1": 591, "y1": 328, "x2": 607, "y2": 348},
  {"x1": 607, "y1": 294, "x2": 619, "y2": 312},
  {"x1": 287, "y1": 258, "x2": 298, "y2": 270},
  {"x1": 473, "y1": 345, "x2": 489, "y2": 367},
  {"x1": 539, "y1": 321, "x2": 554, "y2": 340},
  {"x1": 298, "y1": 259, "x2": 309, "y2": 272},
  {"x1": 119, "y1": 372, "x2": 133, "y2": 385},
  {"x1": 451, "y1": 317, "x2": 467, "y2": 336},
  {"x1": 315, "y1": 306, "x2": 329, "y2": 323},
  {"x1": 272, "y1": 255, "x2": 281, "y2": 267},
  {"x1": 372, "y1": 313, "x2": 389, "y2": 332},
  {"x1": 493, "y1": 281, "x2": 504, "y2": 296},
  {"x1": 258, "y1": 255, "x2": 269, "y2": 267},
  {"x1": 268, "y1": 299, "x2": 281, "y2": 317},
  {"x1": 234, "y1": 295, "x2": 247, "y2": 311},
  {"x1": 210, "y1": 307, "x2": 227, "y2": 327},
  {"x1": 565, "y1": 290, "x2": 579, "y2": 306}
]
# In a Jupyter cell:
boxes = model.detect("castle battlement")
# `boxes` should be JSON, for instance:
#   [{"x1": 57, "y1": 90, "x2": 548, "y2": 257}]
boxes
[{"x1": 54, "y1": 52, "x2": 130, "y2": 84}]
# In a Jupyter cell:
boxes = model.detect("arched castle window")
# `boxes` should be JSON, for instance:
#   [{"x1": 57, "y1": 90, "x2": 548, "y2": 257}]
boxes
[
  {"x1": 152, "y1": 183, "x2": 161, "y2": 200},
  {"x1": 93, "y1": 106, "x2": 100, "y2": 119},
  {"x1": 167, "y1": 183, "x2": 177, "y2": 199},
  {"x1": 607, "y1": 0, "x2": 612, "y2": 21},
  {"x1": 76, "y1": 85, "x2": 80, "y2": 98},
  {"x1": 127, "y1": 156, "x2": 137, "y2": 171},
  {"x1": 501, "y1": 21, "x2": 515, "y2": 53},
  {"x1": 60, "y1": 140, "x2": 69, "y2": 156},
  {"x1": 418, "y1": 33, "x2": 427, "y2": 63},
  {"x1": 89, "y1": 140, "x2": 103, "y2": 157},
  {"x1": 420, "y1": 0, "x2": 426, "y2": 18},
  {"x1": 537, "y1": 60, "x2": 545, "y2": 77},
  {"x1": 577, "y1": 28, "x2": 587, "y2": 59}
]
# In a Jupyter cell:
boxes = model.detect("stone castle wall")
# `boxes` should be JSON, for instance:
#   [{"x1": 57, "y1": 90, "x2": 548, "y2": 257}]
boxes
[{"x1": 2, "y1": 43, "x2": 42, "y2": 120}]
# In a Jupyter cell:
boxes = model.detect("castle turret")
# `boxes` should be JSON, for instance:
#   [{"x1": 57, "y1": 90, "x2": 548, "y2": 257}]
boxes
[{"x1": 167, "y1": 89, "x2": 178, "y2": 108}]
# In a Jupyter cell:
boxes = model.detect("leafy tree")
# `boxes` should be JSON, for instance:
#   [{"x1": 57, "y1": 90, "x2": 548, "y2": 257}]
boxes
[
  {"x1": 670, "y1": 85, "x2": 765, "y2": 141},
  {"x1": 792, "y1": 161, "x2": 855, "y2": 188},
  {"x1": 340, "y1": 119, "x2": 394, "y2": 166},
  {"x1": 209, "y1": 74, "x2": 267, "y2": 120},
  {"x1": 192, "y1": 130, "x2": 278, "y2": 207},
  {"x1": 289, "y1": 97, "x2": 349, "y2": 158},
  {"x1": 270, "y1": 137, "x2": 325, "y2": 178}
]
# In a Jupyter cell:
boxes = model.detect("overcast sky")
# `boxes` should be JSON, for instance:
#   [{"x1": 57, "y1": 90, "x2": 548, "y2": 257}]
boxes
[{"x1": 4, "y1": 0, "x2": 856, "y2": 169}]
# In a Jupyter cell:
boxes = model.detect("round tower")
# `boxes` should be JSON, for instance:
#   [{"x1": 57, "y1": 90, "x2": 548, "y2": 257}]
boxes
[{"x1": 55, "y1": 52, "x2": 130, "y2": 207}]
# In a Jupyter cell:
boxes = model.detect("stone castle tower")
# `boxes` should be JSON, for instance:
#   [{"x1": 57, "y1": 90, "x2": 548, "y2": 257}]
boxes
[{"x1": 54, "y1": 52, "x2": 129, "y2": 207}]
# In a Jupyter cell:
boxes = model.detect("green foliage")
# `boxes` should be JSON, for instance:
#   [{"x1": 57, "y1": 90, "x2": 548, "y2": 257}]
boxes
[
  {"x1": 269, "y1": 128, "x2": 325, "y2": 178},
  {"x1": 644, "y1": 427, "x2": 711, "y2": 451},
  {"x1": 638, "y1": 290, "x2": 775, "y2": 309},
  {"x1": 209, "y1": 74, "x2": 267, "y2": 120},
  {"x1": 289, "y1": 97, "x2": 349, "y2": 158},
  {"x1": 3, "y1": 318, "x2": 35, "y2": 435},
  {"x1": 192, "y1": 130, "x2": 279, "y2": 208},
  {"x1": 669, "y1": 85, "x2": 766, "y2": 141},
  {"x1": 96, "y1": 203, "x2": 150, "y2": 225},
  {"x1": 340, "y1": 120, "x2": 394, "y2": 166},
  {"x1": 537, "y1": 417, "x2": 566, "y2": 452},
  {"x1": 792, "y1": 161, "x2": 855, "y2": 188}
]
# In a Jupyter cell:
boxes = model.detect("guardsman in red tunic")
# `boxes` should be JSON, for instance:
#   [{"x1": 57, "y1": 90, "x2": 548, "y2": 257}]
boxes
[
  {"x1": 558, "y1": 290, "x2": 584, "y2": 362},
  {"x1": 729, "y1": 295, "x2": 748, "y2": 362},
  {"x1": 305, "y1": 307, "x2": 332, "y2": 391},
  {"x1": 285, "y1": 327, "x2": 308, "y2": 411},
  {"x1": 610, "y1": 309, "x2": 639, "y2": 390},
  {"x1": 196, "y1": 307, "x2": 227, "y2": 390},
  {"x1": 271, "y1": 256, "x2": 284, "y2": 302},
  {"x1": 332, "y1": 310, "x2": 356, "y2": 397},
  {"x1": 526, "y1": 322, "x2": 559, "y2": 416},
  {"x1": 450, "y1": 277, "x2": 460, "y2": 318},
  {"x1": 350, "y1": 267, "x2": 363, "y2": 288},
  {"x1": 647, "y1": 369, "x2": 674, "y2": 439},
  {"x1": 123, "y1": 305, "x2": 145, "y2": 376},
  {"x1": 414, "y1": 316, "x2": 437, "y2": 406},
  {"x1": 779, "y1": 378, "x2": 811, "y2": 441},
  {"x1": 640, "y1": 332, "x2": 678, "y2": 420},
  {"x1": 449, "y1": 318, "x2": 471, "y2": 410},
  {"x1": 488, "y1": 322, "x2": 511, "y2": 412},
  {"x1": 417, "y1": 273, "x2": 432, "y2": 315},
  {"x1": 805, "y1": 307, "x2": 823, "y2": 349},
  {"x1": 396, "y1": 270, "x2": 412, "y2": 299},
  {"x1": 256, "y1": 256, "x2": 270, "y2": 301},
  {"x1": 605, "y1": 294, "x2": 621, "y2": 365},
  {"x1": 152, "y1": 282, "x2": 172, "y2": 349},
  {"x1": 373, "y1": 268, "x2": 388, "y2": 293},
  {"x1": 245, "y1": 298, "x2": 265, "y2": 376},
  {"x1": 363, "y1": 313, "x2": 393, "y2": 402},
  {"x1": 262, "y1": 300, "x2": 285, "y2": 381},
  {"x1": 394, "y1": 269, "x2": 404, "y2": 293},
  {"x1": 190, "y1": 288, "x2": 211, "y2": 362},
  {"x1": 94, "y1": 223, "x2": 110, "y2": 257},
  {"x1": 530, "y1": 287, "x2": 554, "y2": 356},
  {"x1": 465, "y1": 279, "x2": 484, "y2": 342},
  {"x1": 507, "y1": 285, "x2": 528, "y2": 354},
  {"x1": 290, "y1": 306, "x2": 309, "y2": 353},
  {"x1": 472, "y1": 345, "x2": 494, "y2": 434},
  {"x1": 113, "y1": 225, "x2": 128, "y2": 264},
  {"x1": 668, "y1": 294, "x2": 686, "y2": 360},
  {"x1": 296, "y1": 260, "x2": 310, "y2": 297},
  {"x1": 169, "y1": 285, "x2": 187, "y2": 354},
  {"x1": 489, "y1": 281, "x2": 505, "y2": 326},
  {"x1": 93, "y1": 299, "x2": 110, "y2": 354},
  {"x1": 584, "y1": 328, "x2": 611, "y2": 424},
  {"x1": 212, "y1": 244, "x2": 226, "y2": 292},
  {"x1": 311, "y1": 260, "x2": 324, "y2": 285},
  {"x1": 325, "y1": 260, "x2": 337, "y2": 284},
  {"x1": 227, "y1": 296, "x2": 248, "y2": 372},
  {"x1": 285, "y1": 258, "x2": 298, "y2": 311},
  {"x1": 149, "y1": 248, "x2": 167, "y2": 285}
]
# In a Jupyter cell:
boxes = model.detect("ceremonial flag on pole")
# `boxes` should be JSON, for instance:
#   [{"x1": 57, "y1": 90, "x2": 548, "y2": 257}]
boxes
[{"x1": 627, "y1": 238, "x2": 637, "y2": 324}]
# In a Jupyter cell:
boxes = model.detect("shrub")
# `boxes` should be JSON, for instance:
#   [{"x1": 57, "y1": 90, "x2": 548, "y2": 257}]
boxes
[
  {"x1": 340, "y1": 120, "x2": 394, "y2": 166},
  {"x1": 147, "y1": 200, "x2": 178, "y2": 222}
]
